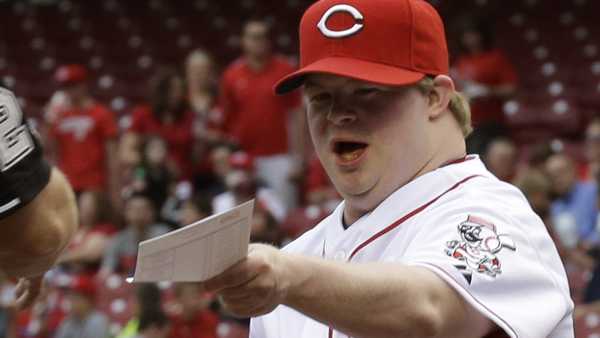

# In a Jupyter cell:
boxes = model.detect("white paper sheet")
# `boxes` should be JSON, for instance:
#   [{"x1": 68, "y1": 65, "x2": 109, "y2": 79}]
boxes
[{"x1": 127, "y1": 200, "x2": 254, "y2": 283}]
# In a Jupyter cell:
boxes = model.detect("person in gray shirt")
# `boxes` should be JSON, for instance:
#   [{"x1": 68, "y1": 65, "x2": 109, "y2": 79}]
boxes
[
  {"x1": 54, "y1": 275, "x2": 109, "y2": 338},
  {"x1": 100, "y1": 191, "x2": 170, "y2": 276}
]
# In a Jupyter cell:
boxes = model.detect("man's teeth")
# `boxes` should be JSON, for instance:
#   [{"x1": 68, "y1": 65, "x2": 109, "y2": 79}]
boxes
[{"x1": 340, "y1": 149, "x2": 361, "y2": 161}]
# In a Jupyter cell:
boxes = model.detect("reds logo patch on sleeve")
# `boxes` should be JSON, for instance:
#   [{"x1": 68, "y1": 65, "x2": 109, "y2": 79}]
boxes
[{"x1": 445, "y1": 215, "x2": 516, "y2": 279}]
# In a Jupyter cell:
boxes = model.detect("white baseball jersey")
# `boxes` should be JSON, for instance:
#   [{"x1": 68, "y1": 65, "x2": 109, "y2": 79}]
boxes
[{"x1": 250, "y1": 155, "x2": 574, "y2": 338}]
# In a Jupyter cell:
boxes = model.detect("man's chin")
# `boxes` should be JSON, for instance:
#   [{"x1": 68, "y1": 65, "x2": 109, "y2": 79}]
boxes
[{"x1": 336, "y1": 180, "x2": 379, "y2": 206}]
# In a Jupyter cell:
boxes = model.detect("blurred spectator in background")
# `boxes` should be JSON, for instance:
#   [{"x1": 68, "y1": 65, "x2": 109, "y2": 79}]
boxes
[
  {"x1": 304, "y1": 155, "x2": 338, "y2": 208},
  {"x1": 124, "y1": 68, "x2": 195, "y2": 180},
  {"x1": 117, "y1": 133, "x2": 143, "y2": 194},
  {"x1": 100, "y1": 192, "x2": 170, "y2": 276},
  {"x1": 516, "y1": 169, "x2": 596, "y2": 272},
  {"x1": 581, "y1": 117, "x2": 600, "y2": 181},
  {"x1": 178, "y1": 195, "x2": 213, "y2": 227},
  {"x1": 12, "y1": 280, "x2": 65, "y2": 338},
  {"x1": 117, "y1": 283, "x2": 163, "y2": 338},
  {"x1": 515, "y1": 170, "x2": 566, "y2": 253},
  {"x1": 0, "y1": 277, "x2": 16, "y2": 338},
  {"x1": 546, "y1": 153, "x2": 598, "y2": 250},
  {"x1": 206, "y1": 142, "x2": 239, "y2": 195},
  {"x1": 516, "y1": 170, "x2": 553, "y2": 222},
  {"x1": 54, "y1": 275, "x2": 109, "y2": 338},
  {"x1": 452, "y1": 19, "x2": 517, "y2": 155},
  {"x1": 281, "y1": 156, "x2": 339, "y2": 241},
  {"x1": 250, "y1": 204, "x2": 284, "y2": 246},
  {"x1": 220, "y1": 18, "x2": 305, "y2": 211},
  {"x1": 167, "y1": 283, "x2": 217, "y2": 338},
  {"x1": 127, "y1": 136, "x2": 174, "y2": 215},
  {"x1": 186, "y1": 49, "x2": 220, "y2": 124},
  {"x1": 185, "y1": 49, "x2": 226, "y2": 194},
  {"x1": 527, "y1": 141, "x2": 555, "y2": 172},
  {"x1": 483, "y1": 137, "x2": 518, "y2": 182},
  {"x1": 577, "y1": 182, "x2": 600, "y2": 309},
  {"x1": 212, "y1": 151, "x2": 286, "y2": 223},
  {"x1": 45, "y1": 64, "x2": 119, "y2": 205},
  {"x1": 57, "y1": 191, "x2": 117, "y2": 275},
  {"x1": 135, "y1": 309, "x2": 170, "y2": 338}
]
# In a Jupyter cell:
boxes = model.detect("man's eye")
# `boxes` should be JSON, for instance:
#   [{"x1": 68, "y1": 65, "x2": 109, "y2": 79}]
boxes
[{"x1": 355, "y1": 88, "x2": 383, "y2": 97}]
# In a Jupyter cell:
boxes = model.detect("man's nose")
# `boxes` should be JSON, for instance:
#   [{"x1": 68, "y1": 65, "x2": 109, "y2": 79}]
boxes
[{"x1": 327, "y1": 101, "x2": 358, "y2": 126}]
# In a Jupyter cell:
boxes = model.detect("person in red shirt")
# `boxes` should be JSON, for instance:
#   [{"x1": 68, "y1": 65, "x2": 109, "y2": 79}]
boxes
[
  {"x1": 45, "y1": 64, "x2": 119, "y2": 201},
  {"x1": 452, "y1": 20, "x2": 518, "y2": 155},
  {"x1": 168, "y1": 283, "x2": 218, "y2": 338},
  {"x1": 124, "y1": 69, "x2": 195, "y2": 180},
  {"x1": 220, "y1": 19, "x2": 304, "y2": 211}
]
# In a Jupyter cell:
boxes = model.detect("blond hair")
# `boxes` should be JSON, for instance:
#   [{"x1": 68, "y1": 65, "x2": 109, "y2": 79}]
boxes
[{"x1": 416, "y1": 77, "x2": 473, "y2": 137}]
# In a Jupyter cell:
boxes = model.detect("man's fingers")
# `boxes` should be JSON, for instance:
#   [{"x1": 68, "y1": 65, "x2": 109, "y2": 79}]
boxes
[
  {"x1": 14, "y1": 278, "x2": 28, "y2": 297},
  {"x1": 14, "y1": 276, "x2": 43, "y2": 310},
  {"x1": 218, "y1": 273, "x2": 271, "y2": 300},
  {"x1": 219, "y1": 293, "x2": 270, "y2": 318},
  {"x1": 204, "y1": 261, "x2": 247, "y2": 292},
  {"x1": 204, "y1": 257, "x2": 261, "y2": 292},
  {"x1": 220, "y1": 290, "x2": 278, "y2": 318}
]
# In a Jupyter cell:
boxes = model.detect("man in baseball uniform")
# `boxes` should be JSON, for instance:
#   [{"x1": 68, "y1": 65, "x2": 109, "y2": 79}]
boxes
[{"x1": 203, "y1": 0, "x2": 574, "y2": 337}]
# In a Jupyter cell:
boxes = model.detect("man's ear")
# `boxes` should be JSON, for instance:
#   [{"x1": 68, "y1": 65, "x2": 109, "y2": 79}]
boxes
[{"x1": 427, "y1": 75, "x2": 455, "y2": 120}]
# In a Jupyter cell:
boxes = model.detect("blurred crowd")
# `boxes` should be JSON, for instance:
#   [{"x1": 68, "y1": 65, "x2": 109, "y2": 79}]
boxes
[{"x1": 0, "y1": 13, "x2": 598, "y2": 338}]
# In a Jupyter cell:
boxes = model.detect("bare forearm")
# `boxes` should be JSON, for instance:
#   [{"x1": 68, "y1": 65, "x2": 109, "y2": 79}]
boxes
[
  {"x1": 0, "y1": 168, "x2": 78, "y2": 277},
  {"x1": 281, "y1": 254, "x2": 480, "y2": 338},
  {"x1": 205, "y1": 245, "x2": 491, "y2": 337}
]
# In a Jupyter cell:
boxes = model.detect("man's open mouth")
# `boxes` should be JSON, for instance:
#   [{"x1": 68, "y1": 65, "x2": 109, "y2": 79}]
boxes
[{"x1": 332, "y1": 141, "x2": 369, "y2": 163}]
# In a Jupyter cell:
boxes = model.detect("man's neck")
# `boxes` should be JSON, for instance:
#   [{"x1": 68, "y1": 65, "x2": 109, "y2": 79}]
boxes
[{"x1": 342, "y1": 136, "x2": 467, "y2": 227}]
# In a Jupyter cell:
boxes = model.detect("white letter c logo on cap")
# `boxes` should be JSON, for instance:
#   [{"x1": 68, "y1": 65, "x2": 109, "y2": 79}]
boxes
[{"x1": 317, "y1": 4, "x2": 364, "y2": 39}]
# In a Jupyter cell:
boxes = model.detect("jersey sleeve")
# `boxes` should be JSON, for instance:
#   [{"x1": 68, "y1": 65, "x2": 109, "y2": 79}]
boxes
[
  {"x1": 390, "y1": 196, "x2": 573, "y2": 338},
  {"x1": 250, "y1": 316, "x2": 267, "y2": 338}
]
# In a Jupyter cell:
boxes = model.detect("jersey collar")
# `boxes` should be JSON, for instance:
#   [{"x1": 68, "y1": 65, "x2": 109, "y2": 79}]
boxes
[{"x1": 324, "y1": 155, "x2": 490, "y2": 256}]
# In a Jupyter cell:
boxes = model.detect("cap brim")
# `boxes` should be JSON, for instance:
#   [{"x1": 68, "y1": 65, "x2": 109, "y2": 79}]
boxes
[{"x1": 274, "y1": 57, "x2": 426, "y2": 95}]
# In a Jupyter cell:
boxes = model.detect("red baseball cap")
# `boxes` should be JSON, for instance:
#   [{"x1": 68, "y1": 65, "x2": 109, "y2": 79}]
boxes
[
  {"x1": 274, "y1": 0, "x2": 448, "y2": 94},
  {"x1": 54, "y1": 64, "x2": 88, "y2": 86}
]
